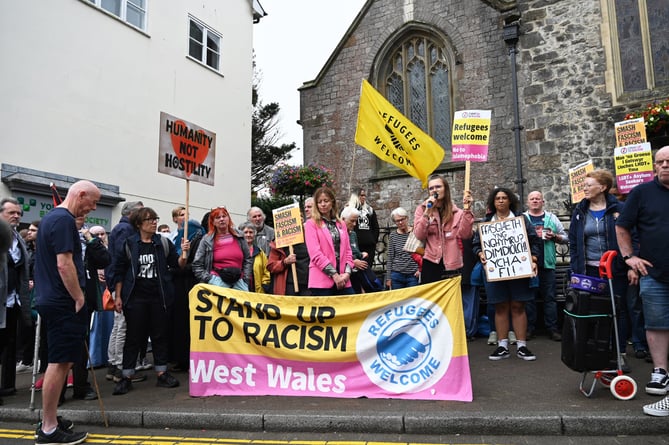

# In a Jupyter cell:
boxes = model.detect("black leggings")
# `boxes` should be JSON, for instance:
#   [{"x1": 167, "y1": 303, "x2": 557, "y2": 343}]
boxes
[{"x1": 122, "y1": 298, "x2": 170, "y2": 373}]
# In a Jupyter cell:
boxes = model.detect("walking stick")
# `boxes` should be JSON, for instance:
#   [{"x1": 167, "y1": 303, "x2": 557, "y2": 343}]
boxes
[
  {"x1": 84, "y1": 339, "x2": 109, "y2": 427},
  {"x1": 29, "y1": 314, "x2": 41, "y2": 411}
]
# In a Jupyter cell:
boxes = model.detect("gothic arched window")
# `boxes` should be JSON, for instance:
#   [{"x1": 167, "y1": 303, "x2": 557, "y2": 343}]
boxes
[
  {"x1": 375, "y1": 30, "x2": 456, "y2": 174},
  {"x1": 609, "y1": 0, "x2": 669, "y2": 95}
]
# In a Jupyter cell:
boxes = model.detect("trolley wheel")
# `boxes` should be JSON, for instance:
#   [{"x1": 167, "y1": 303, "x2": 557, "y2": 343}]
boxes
[{"x1": 610, "y1": 375, "x2": 637, "y2": 400}]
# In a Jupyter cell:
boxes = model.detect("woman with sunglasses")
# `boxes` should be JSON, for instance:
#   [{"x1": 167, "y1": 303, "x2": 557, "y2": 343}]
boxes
[
  {"x1": 569, "y1": 169, "x2": 630, "y2": 369},
  {"x1": 192, "y1": 206, "x2": 253, "y2": 291},
  {"x1": 304, "y1": 187, "x2": 355, "y2": 295},
  {"x1": 112, "y1": 207, "x2": 186, "y2": 395}
]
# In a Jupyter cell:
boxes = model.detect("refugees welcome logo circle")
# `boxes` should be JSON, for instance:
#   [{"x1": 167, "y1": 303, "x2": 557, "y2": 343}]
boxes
[{"x1": 356, "y1": 298, "x2": 452, "y2": 393}]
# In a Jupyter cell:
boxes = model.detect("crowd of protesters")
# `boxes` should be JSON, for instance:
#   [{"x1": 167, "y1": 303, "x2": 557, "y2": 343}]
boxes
[{"x1": 2, "y1": 150, "x2": 669, "y2": 438}]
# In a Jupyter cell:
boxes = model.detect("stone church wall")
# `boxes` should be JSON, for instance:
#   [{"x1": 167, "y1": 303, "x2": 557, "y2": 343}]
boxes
[{"x1": 300, "y1": 0, "x2": 653, "y2": 223}]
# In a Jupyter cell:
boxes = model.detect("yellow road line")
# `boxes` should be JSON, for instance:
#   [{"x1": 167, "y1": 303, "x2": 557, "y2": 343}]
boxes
[{"x1": 0, "y1": 429, "x2": 478, "y2": 445}]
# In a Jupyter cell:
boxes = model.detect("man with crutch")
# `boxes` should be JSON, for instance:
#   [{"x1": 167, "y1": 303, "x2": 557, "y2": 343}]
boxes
[{"x1": 34, "y1": 180, "x2": 100, "y2": 444}]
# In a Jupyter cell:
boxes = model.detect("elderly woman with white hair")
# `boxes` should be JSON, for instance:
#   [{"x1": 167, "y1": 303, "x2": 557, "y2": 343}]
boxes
[{"x1": 386, "y1": 207, "x2": 420, "y2": 289}]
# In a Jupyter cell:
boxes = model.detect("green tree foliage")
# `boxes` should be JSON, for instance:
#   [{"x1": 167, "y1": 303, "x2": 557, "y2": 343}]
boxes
[{"x1": 252, "y1": 67, "x2": 297, "y2": 192}]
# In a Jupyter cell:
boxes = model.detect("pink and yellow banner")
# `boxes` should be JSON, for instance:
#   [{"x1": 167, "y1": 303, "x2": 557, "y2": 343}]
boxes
[{"x1": 188, "y1": 279, "x2": 472, "y2": 401}]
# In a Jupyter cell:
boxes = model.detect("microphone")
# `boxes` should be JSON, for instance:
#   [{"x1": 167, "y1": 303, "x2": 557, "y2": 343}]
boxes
[{"x1": 426, "y1": 192, "x2": 438, "y2": 209}]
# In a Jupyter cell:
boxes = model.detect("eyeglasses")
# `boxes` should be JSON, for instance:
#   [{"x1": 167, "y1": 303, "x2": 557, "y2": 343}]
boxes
[
  {"x1": 394, "y1": 217, "x2": 407, "y2": 223},
  {"x1": 211, "y1": 205, "x2": 227, "y2": 210},
  {"x1": 91, "y1": 232, "x2": 106, "y2": 237},
  {"x1": 143, "y1": 217, "x2": 159, "y2": 223}
]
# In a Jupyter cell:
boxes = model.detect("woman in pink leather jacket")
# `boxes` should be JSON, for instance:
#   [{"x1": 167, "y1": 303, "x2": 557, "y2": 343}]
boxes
[{"x1": 414, "y1": 174, "x2": 474, "y2": 284}]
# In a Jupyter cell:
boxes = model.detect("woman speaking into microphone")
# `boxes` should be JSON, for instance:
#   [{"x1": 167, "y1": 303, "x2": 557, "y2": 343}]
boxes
[{"x1": 413, "y1": 174, "x2": 474, "y2": 284}]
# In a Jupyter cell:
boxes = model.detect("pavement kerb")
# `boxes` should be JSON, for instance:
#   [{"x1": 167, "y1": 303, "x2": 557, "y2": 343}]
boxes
[
  {"x1": 4, "y1": 337, "x2": 669, "y2": 436},
  {"x1": 4, "y1": 406, "x2": 669, "y2": 436}
]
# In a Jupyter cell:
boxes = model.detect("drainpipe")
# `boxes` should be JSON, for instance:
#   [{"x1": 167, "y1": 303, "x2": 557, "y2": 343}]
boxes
[{"x1": 503, "y1": 21, "x2": 525, "y2": 201}]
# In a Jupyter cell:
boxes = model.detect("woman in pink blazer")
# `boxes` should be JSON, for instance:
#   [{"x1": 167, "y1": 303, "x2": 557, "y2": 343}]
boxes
[{"x1": 304, "y1": 187, "x2": 355, "y2": 295}]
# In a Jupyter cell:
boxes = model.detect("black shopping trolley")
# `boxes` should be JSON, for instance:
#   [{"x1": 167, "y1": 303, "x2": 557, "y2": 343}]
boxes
[{"x1": 560, "y1": 250, "x2": 637, "y2": 400}]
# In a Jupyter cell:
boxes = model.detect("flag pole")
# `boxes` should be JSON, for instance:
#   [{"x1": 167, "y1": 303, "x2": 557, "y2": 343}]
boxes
[
  {"x1": 289, "y1": 245, "x2": 299, "y2": 293},
  {"x1": 182, "y1": 179, "x2": 190, "y2": 260},
  {"x1": 348, "y1": 146, "x2": 356, "y2": 197}
]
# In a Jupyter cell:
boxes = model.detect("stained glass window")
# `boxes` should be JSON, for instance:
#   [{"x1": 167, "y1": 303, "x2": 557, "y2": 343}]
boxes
[
  {"x1": 379, "y1": 33, "x2": 453, "y2": 159},
  {"x1": 614, "y1": 0, "x2": 668, "y2": 93}
]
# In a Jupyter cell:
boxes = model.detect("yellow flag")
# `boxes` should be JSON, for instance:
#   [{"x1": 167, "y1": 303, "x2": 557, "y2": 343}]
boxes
[{"x1": 355, "y1": 79, "x2": 445, "y2": 188}]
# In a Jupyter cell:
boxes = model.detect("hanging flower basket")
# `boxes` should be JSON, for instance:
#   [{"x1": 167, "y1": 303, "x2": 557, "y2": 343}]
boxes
[
  {"x1": 625, "y1": 98, "x2": 669, "y2": 136},
  {"x1": 269, "y1": 164, "x2": 334, "y2": 199}
]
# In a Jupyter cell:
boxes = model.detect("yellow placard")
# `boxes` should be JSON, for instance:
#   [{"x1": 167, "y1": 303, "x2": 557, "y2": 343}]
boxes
[
  {"x1": 568, "y1": 160, "x2": 594, "y2": 203},
  {"x1": 272, "y1": 203, "x2": 304, "y2": 248},
  {"x1": 615, "y1": 118, "x2": 647, "y2": 147}
]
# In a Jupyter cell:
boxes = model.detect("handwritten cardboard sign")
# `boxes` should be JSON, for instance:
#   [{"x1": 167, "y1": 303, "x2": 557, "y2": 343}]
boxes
[
  {"x1": 478, "y1": 216, "x2": 534, "y2": 282},
  {"x1": 272, "y1": 203, "x2": 304, "y2": 248},
  {"x1": 158, "y1": 112, "x2": 216, "y2": 186}
]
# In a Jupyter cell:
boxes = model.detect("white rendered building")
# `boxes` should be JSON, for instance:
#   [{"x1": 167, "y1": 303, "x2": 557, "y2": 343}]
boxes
[{"x1": 0, "y1": 0, "x2": 266, "y2": 230}]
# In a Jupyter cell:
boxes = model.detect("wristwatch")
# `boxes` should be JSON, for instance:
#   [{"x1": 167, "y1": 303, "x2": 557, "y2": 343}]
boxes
[{"x1": 622, "y1": 255, "x2": 633, "y2": 261}]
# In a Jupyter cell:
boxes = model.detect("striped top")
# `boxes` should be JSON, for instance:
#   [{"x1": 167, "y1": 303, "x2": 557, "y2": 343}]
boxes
[{"x1": 386, "y1": 230, "x2": 419, "y2": 281}]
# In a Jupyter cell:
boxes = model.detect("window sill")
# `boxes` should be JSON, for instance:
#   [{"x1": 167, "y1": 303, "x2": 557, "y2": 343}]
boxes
[
  {"x1": 186, "y1": 55, "x2": 225, "y2": 78},
  {"x1": 79, "y1": 0, "x2": 150, "y2": 38}
]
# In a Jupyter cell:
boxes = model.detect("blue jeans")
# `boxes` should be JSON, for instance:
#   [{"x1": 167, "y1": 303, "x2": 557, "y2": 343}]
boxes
[
  {"x1": 461, "y1": 284, "x2": 480, "y2": 338},
  {"x1": 625, "y1": 284, "x2": 647, "y2": 351},
  {"x1": 390, "y1": 271, "x2": 419, "y2": 289}
]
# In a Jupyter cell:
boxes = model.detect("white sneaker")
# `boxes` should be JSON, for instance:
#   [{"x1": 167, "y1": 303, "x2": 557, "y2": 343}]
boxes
[
  {"x1": 135, "y1": 358, "x2": 153, "y2": 371},
  {"x1": 509, "y1": 331, "x2": 517, "y2": 345},
  {"x1": 643, "y1": 396, "x2": 669, "y2": 417},
  {"x1": 16, "y1": 361, "x2": 32, "y2": 374},
  {"x1": 487, "y1": 331, "x2": 498, "y2": 345}
]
